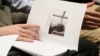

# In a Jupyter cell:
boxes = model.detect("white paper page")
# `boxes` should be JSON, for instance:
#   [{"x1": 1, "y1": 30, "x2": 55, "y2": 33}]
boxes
[
  {"x1": 27, "y1": 0, "x2": 87, "y2": 50},
  {"x1": 13, "y1": 40, "x2": 67, "y2": 56},
  {"x1": 0, "y1": 35, "x2": 18, "y2": 56}
]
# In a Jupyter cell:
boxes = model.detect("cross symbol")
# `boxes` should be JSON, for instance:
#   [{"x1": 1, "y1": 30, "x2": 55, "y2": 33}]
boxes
[{"x1": 53, "y1": 11, "x2": 68, "y2": 24}]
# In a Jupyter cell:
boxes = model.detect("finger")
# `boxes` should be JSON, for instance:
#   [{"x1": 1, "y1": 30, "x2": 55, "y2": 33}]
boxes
[
  {"x1": 85, "y1": 20, "x2": 100, "y2": 26},
  {"x1": 28, "y1": 28, "x2": 40, "y2": 34},
  {"x1": 84, "y1": 14, "x2": 100, "y2": 23},
  {"x1": 16, "y1": 36, "x2": 34, "y2": 42},
  {"x1": 87, "y1": 1, "x2": 95, "y2": 7},
  {"x1": 84, "y1": 24, "x2": 98, "y2": 29},
  {"x1": 18, "y1": 32, "x2": 35, "y2": 40},
  {"x1": 17, "y1": 24, "x2": 40, "y2": 29},
  {"x1": 86, "y1": 10, "x2": 100, "y2": 18},
  {"x1": 20, "y1": 29, "x2": 39, "y2": 39}
]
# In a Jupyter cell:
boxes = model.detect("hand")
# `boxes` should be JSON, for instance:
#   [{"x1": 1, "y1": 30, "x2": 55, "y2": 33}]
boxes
[
  {"x1": 87, "y1": 0, "x2": 95, "y2": 7},
  {"x1": 0, "y1": 24, "x2": 40, "y2": 42},
  {"x1": 82, "y1": 9, "x2": 100, "y2": 29}
]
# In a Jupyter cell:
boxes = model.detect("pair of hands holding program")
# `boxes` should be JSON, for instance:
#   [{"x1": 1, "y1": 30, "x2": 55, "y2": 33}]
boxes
[
  {"x1": 0, "y1": 24, "x2": 40, "y2": 42},
  {"x1": 0, "y1": 0, "x2": 100, "y2": 42}
]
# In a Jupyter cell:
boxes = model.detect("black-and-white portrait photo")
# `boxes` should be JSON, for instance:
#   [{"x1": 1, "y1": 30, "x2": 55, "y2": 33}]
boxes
[{"x1": 48, "y1": 10, "x2": 68, "y2": 36}]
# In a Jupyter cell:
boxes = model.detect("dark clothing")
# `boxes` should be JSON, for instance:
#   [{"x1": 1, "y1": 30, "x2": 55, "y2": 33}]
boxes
[
  {"x1": 8, "y1": 46, "x2": 32, "y2": 56},
  {"x1": 63, "y1": 38, "x2": 99, "y2": 56},
  {"x1": 1, "y1": 0, "x2": 10, "y2": 6},
  {"x1": 78, "y1": 38, "x2": 99, "y2": 56},
  {"x1": 63, "y1": 0, "x2": 92, "y2": 3}
]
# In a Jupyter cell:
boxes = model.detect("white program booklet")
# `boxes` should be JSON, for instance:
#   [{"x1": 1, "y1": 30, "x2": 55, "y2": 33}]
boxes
[
  {"x1": 0, "y1": 35, "x2": 18, "y2": 56},
  {"x1": 13, "y1": 0, "x2": 87, "y2": 56}
]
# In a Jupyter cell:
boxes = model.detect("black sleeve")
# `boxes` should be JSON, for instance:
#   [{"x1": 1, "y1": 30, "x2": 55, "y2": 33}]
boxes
[{"x1": 63, "y1": 0, "x2": 92, "y2": 3}]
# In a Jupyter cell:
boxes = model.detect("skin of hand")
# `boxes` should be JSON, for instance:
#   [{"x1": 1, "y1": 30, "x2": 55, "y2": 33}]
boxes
[
  {"x1": 87, "y1": 0, "x2": 95, "y2": 7},
  {"x1": 0, "y1": 24, "x2": 40, "y2": 42},
  {"x1": 83, "y1": 9, "x2": 100, "y2": 29},
  {"x1": 82, "y1": 0, "x2": 100, "y2": 29}
]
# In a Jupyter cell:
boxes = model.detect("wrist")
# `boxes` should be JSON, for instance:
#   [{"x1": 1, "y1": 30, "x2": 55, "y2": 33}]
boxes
[{"x1": 0, "y1": 27, "x2": 9, "y2": 36}]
